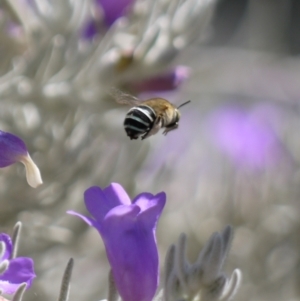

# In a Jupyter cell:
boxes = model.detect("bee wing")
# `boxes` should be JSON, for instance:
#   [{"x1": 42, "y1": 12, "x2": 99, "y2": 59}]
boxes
[{"x1": 109, "y1": 87, "x2": 141, "y2": 106}]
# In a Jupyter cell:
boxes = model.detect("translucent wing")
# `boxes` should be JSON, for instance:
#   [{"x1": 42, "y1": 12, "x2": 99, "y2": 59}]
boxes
[{"x1": 109, "y1": 88, "x2": 141, "y2": 106}]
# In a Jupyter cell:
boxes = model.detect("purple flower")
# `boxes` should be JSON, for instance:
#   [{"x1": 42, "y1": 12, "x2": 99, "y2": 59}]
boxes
[
  {"x1": 0, "y1": 234, "x2": 35, "y2": 294},
  {"x1": 82, "y1": 0, "x2": 135, "y2": 39},
  {"x1": 26, "y1": 0, "x2": 133, "y2": 37},
  {"x1": 0, "y1": 130, "x2": 42, "y2": 188},
  {"x1": 96, "y1": 0, "x2": 135, "y2": 27},
  {"x1": 68, "y1": 183, "x2": 166, "y2": 301},
  {"x1": 207, "y1": 105, "x2": 284, "y2": 169},
  {"x1": 132, "y1": 66, "x2": 190, "y2": 94}
]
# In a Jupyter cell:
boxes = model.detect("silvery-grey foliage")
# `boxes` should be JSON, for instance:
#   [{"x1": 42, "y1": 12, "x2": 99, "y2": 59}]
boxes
[
  {"x1": 1, "y1": 1, "x2": 300, "y2": 301},
  {"x1": 162, "y1": 226, "x2": 241, "y2": 301},
  {"x1": 0, "y1": 0, "x2": 217, "y2": 218},
  {"x1": 10, "y1": 222, "x2": 22, "y2": 260},
  {"x1": 0, "y1": 0, "x2": 221, "y2": 300},
  {"x1": 107, "y1": 269, "x2": 119, "y2": 301},
  {"x1": 0, "y1": 242, "x2": 6, "y2": 268},
  {"x1": 11, "y1": 283, "x2": 27, "y2": 301},
  {"x1": 0, "y1": 241, "x2": 7, "y2": 296},
  {"x1": 57, "y1": 258, "x2": 74, "y2": 301},
  {"x1": 1, "y1": 0, "x2": 217, "y2": 100},
  {"x1": 0, "y1": 259, "x2": 9, "y2": 277}
]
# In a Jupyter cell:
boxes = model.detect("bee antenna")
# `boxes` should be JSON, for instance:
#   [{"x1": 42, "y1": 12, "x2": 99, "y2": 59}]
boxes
[{"x1": 177, "y1": 100, "x2": 191, "y2": 109}]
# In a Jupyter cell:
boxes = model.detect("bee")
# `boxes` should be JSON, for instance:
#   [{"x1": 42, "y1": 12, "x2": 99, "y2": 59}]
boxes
[{"x1": 110, "y1": 88, "x2": 191, "y2": 140}]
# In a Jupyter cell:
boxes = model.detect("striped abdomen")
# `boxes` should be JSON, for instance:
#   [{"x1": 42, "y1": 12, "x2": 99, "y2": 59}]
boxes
[{"x1": 124, "y1": 105, "x2": 156, "y2": 140}]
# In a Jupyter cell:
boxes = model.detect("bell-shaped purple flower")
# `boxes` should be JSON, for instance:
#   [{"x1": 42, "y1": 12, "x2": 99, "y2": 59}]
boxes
[
  {"x1": 0, "y1": 130, "x2": 42, "y2": 188},
  {"x1": 68, "y1": 183, "x2": 166, "y2": 301},
  {"x1": 0, "y1": 234, "x2": 35, "y2": 294}
]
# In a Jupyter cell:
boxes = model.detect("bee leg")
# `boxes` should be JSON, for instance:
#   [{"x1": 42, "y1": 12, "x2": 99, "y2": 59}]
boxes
[
  {"x1": 141, "y1": 117, "x2": 161, "y2": 140},
  {"x1": 141, "y1": 130, "x2": 151, "y2": 140},
  {"x1": 163, "y1": 123, "x2": 178, "y2": 135}
]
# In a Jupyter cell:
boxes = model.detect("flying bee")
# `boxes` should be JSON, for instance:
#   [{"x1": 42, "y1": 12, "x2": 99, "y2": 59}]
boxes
[{"x1": 110, "y1": 88, "x2": 191, "y2": 140}]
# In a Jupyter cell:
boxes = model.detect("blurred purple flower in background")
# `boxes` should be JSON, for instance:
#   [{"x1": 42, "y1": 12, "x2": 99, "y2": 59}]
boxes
[
  {"x1": 97, "y1": 0, "x2": 135, "y2": 27},
  {"x1": 83, "y1": 0, "x2": 135, "y2": 39},
  {"x1": 0, "y1": 233, "x2": 35, "y2": 295},
  {"x1": 132, "y1": 66, "x2": 191, "y2": 94},
  {"x1": 68, "y1": 183, "x2": 166, "y2": 301},
  {"x1": 207, "y1": 105, "x2": 284, "y2": 169},
  {"x1": 0, "y1": 131, "x2": 42, "y2": 188}
]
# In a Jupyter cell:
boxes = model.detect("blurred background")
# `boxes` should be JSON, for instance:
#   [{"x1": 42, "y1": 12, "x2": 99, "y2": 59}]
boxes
[{"x1": 1, "y1": 0, "x2": 300, "y2": 300}]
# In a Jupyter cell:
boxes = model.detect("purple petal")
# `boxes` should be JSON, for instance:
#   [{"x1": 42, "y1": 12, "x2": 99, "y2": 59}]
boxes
[
  {"x1": 104, "y1": 204, "x2": 140, "y2": 221},
  {"x1": 67, "y1": 211, "x2": 101, "y2": 232},
  {"x1": 101, "y1": 204, "x2": 159, "y2": 301},
  {"x1": 96, "y1": 0, "x2": 135, "y2": 26},
  {"x1": 133, "y1": 192, "x2": 165, "y2": 211},
  {"x1": 0, "y1": 234, "x2": 12, "y2": 261},
  {"x1": 0, "y1": 257, "x2": 35, "y2": 294},
  {"x1": 0, "y1": 131, "x2": 28, "y2": 168},
  {"x1": 136, "y1": 192, "x2": 166, "y2": 230},
  {"x1": 132, "y1": 192, "x2": 155, "y2": 207},
  {"x1": 132, "y1": 66, "x2": 190, "y2": 93},
  {"x1": 103, "y1": 183, "x2": 131, "y2": 205},
  {"x1": 84, "y1": 183, "x2": 131, "y2": 223}
]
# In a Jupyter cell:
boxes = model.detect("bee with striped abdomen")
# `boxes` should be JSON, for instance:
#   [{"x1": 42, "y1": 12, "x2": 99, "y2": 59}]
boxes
[{"x1": 110, "y1": 88, "x2": 191, "y2": 140}]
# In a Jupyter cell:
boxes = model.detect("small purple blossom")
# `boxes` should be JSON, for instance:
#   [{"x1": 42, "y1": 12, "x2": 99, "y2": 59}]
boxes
[
  {"x1": 132, "y1": 66, "x2": 190, "y2": 94},
  {"x1": 207, "y1": 105, "x2": 284, "y2": 169},
  {"x1": 0, "y1": 130, "x2": 42, "y2": 188},
  {"x1": 68, "y1": 183, "x2": 166, "y2": 301},
  {"x1": 96, "y1": 0, "x2": 135, "y2": 27},
  {"x1": 0, "y1": 234, "x2": 35, "y2": 295},
  {"x1": 26, "y1": 0, "x2": 133, "y2": 38},
  {"x1": 82, "y1": 0, "x2": 135, "y2": 39}
]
